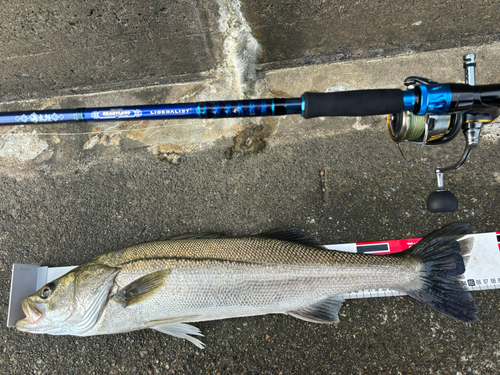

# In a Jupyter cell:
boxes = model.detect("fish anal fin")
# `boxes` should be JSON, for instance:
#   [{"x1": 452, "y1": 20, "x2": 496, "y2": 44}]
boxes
[
  {"x1": 288, "y1": 295, "x2": 344, "y2": 324},
  {"x1": 150, "y1": 322, "x2": 205, "y2": 349},
  {"x1": 114, "y1": 269, "x2": 170, "y2": 307}
]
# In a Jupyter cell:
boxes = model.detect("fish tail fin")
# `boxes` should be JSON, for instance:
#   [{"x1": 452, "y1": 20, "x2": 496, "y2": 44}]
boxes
[{"x1": 404, "y1": 223, "x2": 478, "y2": 323}]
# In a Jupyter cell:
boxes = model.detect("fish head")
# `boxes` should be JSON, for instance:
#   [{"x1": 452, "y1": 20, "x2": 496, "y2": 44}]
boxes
[
  {"x1": 16, "y1": 270, "x2": 77, "y2": 334},
  {"x1": 16, "y1": 264, "x2": 120, "y2": 335}
]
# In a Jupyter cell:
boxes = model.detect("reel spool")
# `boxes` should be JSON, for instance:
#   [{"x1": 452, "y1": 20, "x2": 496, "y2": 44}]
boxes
[{"x1": 387, "y1": 112, "x2": 462, "y2": 145}]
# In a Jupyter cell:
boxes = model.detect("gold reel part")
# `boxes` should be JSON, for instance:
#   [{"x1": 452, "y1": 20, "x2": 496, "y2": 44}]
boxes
[{"x1": 387, "y1": 112, "x2": 451, "y2": 143}]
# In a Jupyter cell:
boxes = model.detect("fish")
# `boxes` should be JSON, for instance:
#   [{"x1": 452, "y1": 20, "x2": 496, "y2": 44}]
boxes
[{"x1": 15, "y1": 223, "x2": 477, "y2": 348}]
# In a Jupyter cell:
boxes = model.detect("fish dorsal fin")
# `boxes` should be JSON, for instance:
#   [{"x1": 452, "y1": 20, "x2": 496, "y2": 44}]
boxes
[
  {"x1": 157, "y1": 232, "x2": 225, "y2": 241},
  {"x1": 150, "y1": 322, "x2": 205, "y2": 349},
  {"x1": 113, "y1": 269, "x2": 170, "y2": 307},
  {"x1": 255, "y1": 227, "x2": 321, "y2": 247},
  {"x1": 288, "y1": 295, "x2": 345, "y2": 323}
]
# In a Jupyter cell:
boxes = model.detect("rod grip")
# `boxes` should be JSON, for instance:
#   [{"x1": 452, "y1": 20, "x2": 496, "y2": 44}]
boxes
[{"x1": 301, "y1": 89, "x2": 405, "y2": 118}]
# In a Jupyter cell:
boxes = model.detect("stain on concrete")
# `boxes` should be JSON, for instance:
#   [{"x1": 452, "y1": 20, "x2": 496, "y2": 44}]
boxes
[
  {"x1": 0, "y1": 130, "x2": 49, "y2": 162},
  {"x1": 157, "y1": 152, "x2": 182, "y2": 165},
  {"x1": 225, "y1": 119, "x2": 277, "y2": 158},
  {"x1": 154, "y1": 142, "x2": 184, "y2": 154}
]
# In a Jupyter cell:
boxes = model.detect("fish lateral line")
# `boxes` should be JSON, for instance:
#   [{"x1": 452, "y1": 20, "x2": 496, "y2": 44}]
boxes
[{"x1": 113, "y1": 255, "x2": 264, "y2": 268}]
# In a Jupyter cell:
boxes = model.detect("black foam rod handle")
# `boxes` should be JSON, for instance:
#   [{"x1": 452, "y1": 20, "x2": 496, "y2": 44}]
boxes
[{"x1": 302, "y1": 89, "x2": 404, "y2": 118}]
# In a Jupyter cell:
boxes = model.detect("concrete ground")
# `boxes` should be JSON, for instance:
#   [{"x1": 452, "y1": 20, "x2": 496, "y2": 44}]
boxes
[
  {"x1": 1, "y1": 1, "x2": 500, "y2": 374},
  {"x1": 0, "y1": 44, "x2": 499, "y2": 375}
]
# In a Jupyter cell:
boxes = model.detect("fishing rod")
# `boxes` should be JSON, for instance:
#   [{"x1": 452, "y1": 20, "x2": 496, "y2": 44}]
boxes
[{"x1": 1, "y1": 54, "x2": 499, "y2": 213}]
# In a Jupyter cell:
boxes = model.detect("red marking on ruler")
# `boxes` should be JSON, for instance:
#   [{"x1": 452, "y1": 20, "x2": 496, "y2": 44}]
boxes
[{"x1": 356, "y1": 237, "x2": 422, "y2": 255}]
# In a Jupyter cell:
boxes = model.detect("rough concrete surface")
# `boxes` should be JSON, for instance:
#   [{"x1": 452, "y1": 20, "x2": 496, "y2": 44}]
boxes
[
  {"x1": 1, "y1": 1, "x2": 500, "y2": 374},
  {"x1": 1, "y1": 1, "x2": 500, "y2": 102}
]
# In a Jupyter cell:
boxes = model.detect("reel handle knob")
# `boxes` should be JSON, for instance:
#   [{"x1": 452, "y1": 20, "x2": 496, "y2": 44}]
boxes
[{"x1": 426, "y1": 190, "x2": 458, "y2": 213}]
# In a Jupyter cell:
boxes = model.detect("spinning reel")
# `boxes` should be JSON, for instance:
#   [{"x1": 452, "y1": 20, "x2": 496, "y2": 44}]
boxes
[{"x1": 387, "y1": 54, "x2": 494, "y2": 213}]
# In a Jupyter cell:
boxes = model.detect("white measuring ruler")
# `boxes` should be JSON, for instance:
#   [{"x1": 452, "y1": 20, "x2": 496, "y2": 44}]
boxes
[{"x1": 7, "y1": 230, "x2": 500, "y2": 327}]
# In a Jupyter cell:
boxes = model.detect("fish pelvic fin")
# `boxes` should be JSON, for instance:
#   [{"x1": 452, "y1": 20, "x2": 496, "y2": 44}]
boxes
[
  {"x1": 150, "y1": 322, "x2": 205, "y2": 349},
  {"x1": 114, "y1": 269, "x2": 170, "y2": 307},
  {"x1": 403, "y1": 223, "x2": 478, "y2": 323},
  {"x1": 288, "y1": 295, "x2": 344, "y2": 324}
]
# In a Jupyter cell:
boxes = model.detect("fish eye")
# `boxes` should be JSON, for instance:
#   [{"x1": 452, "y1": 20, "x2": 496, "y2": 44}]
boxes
[{"x1": 40, "y1": 284, "x2": 53, "y2": 299}]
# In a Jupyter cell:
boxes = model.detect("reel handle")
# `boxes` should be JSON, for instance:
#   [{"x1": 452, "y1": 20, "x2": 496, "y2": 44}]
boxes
[
  {"x1": 426, "y1": 171, "x2": 458, "y2": 213},
  {"x1": 427, "y1": 190, "x2": 458, "y2": 213}
]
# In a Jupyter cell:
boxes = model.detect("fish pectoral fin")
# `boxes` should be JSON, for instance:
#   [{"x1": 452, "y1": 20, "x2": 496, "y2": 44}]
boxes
[
  {"x1": 288, "y1": 295, "x2": 345, "y2": 324},
  {"x1": 150, "y1": 322, "x2": 205, "y2": 349},
  {"x1": 113, "y1": 269, "x2": 170, "y2": 307}
]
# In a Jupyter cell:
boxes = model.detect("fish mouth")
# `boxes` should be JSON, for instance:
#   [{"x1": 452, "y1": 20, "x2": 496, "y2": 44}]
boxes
[{"x1": 19, "y1": 299, "x2": 44, "y2": 325}]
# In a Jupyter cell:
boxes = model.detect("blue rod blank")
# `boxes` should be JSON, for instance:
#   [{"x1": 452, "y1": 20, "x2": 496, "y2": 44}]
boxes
[{"x1": 0, "y1": 98, "x2": 303, "y2": 126}]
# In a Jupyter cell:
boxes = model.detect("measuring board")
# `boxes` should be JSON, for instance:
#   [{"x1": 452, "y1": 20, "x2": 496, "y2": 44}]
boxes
[{"x1": 7, "y1": 230, "x2": 500, "y2": 327}]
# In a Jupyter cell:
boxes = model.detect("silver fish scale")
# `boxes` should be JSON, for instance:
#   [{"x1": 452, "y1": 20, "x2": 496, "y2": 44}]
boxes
[{"x1": 87, "y1": 237, "x2": 421, "y2": 334}]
